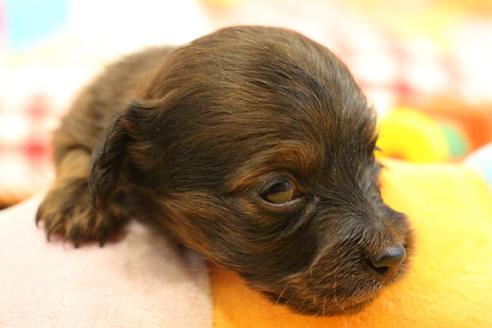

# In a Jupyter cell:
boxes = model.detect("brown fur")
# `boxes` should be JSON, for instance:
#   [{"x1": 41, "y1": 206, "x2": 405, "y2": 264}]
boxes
[{"x1": 36, "y1": 26, "x2": 414, "y2": 316}]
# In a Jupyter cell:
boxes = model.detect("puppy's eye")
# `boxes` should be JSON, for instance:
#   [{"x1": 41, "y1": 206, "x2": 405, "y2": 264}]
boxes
[{"x1": 261, "y1": 181, "x2": 297, "y2": 204}]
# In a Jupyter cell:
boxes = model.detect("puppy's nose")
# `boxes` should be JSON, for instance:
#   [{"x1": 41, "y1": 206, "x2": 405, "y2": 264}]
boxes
[{"x1": 370, "y1": 245, "x2": 406, "y2": 278}]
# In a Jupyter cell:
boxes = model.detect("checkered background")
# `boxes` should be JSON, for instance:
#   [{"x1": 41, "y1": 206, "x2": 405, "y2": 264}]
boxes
[{"x1": 1, "y1": 0, "x2": 491, "y2": 207}]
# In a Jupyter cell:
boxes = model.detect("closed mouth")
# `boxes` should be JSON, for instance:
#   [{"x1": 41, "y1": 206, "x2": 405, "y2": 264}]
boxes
[
  {"x1": 296, "y1": 295, "x2": 377, "y2": 316},
  {"x1": 335, "y1": 297, "x2": 375, "y2": 314},
  {"x1": 266, "y1": 282, "x2": 382, "y2": 316}
]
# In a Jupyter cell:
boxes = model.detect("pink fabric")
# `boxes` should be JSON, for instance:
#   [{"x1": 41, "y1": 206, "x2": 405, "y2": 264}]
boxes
[{"x1": 0, "y1": 195, "x2": 212, "y2": 327}]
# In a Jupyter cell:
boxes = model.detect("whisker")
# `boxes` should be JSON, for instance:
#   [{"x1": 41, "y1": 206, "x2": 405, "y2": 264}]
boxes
[
  {"x1": 332, "y1": 267, "x2": 346, "y2": 313},
  {"x1": 275, "y1": 286, "x2": 287, "y2": 305}
]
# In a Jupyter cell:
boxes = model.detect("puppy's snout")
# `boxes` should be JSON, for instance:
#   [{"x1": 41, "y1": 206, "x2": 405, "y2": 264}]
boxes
[{"x1": 370, "y1": 245, "x2": 406, "y2": 279}]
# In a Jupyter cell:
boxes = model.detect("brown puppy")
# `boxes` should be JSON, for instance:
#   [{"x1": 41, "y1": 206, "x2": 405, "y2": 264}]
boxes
[{"x1": 36, "y1": 26, "x2": 413, "y2": 316}]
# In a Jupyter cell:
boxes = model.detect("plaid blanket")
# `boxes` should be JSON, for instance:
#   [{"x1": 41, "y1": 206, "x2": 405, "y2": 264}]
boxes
[
  {"x1": 0, "y1": 95, "x2": 56, "y2": 206},
  {"x1": 1, "y1": 0, "x2": 491, "y2": 207}
]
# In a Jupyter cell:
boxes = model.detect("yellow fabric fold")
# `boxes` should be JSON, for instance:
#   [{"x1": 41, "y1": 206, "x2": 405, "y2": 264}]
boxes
[{"x1": 212, "y1": 160, "x2": 492, "y2": 328}]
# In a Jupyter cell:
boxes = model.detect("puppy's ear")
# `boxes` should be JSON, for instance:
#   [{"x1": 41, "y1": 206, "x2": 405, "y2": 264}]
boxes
[
  {"x1": 88, "y1": 100, "x2": 157, "y2": 211},
  {"x1": 88, "y1": 114, "x2": 128, "y2": 211}
]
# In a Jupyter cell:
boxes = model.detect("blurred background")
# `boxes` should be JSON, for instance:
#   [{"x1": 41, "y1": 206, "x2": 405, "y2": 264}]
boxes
[{"x1": 0, "y1": 0, "x2": 491, "y2": 207}]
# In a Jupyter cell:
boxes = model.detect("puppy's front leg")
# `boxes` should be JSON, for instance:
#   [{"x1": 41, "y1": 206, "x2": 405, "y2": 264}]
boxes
[{"x1": 36, "y1": 149, "x2": 125, "y2": 246}]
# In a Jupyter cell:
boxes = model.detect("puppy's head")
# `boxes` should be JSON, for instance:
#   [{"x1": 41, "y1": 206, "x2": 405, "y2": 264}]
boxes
[{"x1": 90, "y1": 26, "x2": 414, "y2": 316}]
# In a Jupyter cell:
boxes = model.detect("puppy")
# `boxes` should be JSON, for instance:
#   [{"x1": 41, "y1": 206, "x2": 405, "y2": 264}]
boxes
[{"x1": 36, "y1": 26, "x2": 413, "y2": 316}]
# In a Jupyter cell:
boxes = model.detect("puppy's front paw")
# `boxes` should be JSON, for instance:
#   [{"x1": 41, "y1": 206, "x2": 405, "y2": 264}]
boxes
[{"x1": 36, "y1": 178, "x2": 114, "y2": 247}]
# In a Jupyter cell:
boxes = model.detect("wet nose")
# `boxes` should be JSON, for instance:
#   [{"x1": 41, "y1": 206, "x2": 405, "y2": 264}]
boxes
[{"x1": 371, "y1": 245, "x2": 406, "y2": 278}]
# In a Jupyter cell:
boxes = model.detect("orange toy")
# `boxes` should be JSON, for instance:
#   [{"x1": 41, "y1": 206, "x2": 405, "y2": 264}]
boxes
[{"x1": 409, "y1": 98, "x2": 492, "y2": 152}]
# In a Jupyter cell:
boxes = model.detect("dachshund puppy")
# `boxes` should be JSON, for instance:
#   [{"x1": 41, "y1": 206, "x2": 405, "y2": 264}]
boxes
[{"x1": 36, "y1": 26, "x2": 413, "y2": 316}]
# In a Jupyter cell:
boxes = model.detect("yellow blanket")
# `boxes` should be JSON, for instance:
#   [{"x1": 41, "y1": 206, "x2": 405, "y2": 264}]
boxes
[{"x1": 212, "y1": 160, "x2": 492, "y2": 327}]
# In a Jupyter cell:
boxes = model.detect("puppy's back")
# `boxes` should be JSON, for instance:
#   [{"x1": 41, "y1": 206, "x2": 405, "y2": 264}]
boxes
[{"x1": 53, "y1": 46, "x2": 174, "y2": 164}]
